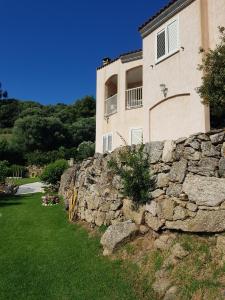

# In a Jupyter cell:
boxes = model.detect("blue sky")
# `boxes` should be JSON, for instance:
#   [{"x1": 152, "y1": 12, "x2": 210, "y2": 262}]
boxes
[{"x1": 1, "y1": 0, "x2": 170, "y2": 104}]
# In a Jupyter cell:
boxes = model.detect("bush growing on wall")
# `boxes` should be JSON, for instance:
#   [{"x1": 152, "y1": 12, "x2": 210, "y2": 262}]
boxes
[
  {"x1": 108, "y1": 144, "x2": 154, "y2": 208},
  {"x1": 40, "y1": 159, "x2": 69, "y2": 187},
  {"x1": 197, "y1": 27, "x2": 225, "y2": 128}
]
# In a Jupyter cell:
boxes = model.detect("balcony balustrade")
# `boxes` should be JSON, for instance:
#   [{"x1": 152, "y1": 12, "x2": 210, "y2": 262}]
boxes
[
  {"x1": 125, "y1": 86, "x2": 143, "y2": 109},
  {"x1": 105, "y1": 94, "x2": 117, "y2": 116}
]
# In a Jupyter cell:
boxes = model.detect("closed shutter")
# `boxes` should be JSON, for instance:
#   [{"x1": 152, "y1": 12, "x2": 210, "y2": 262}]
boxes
[
  {"x1": 167, "y1": 20, "x2": 178, "y2": 53},
  {"x1": 108, "y1": 134, "x2": 112, "y2": 152},
  {"x1": 157, "y1": 30, "x2": 166, "y2": 59},
  {"x1": 103, "y1": 135, "x2": 107, "y2": 153},
  {"x1": 131, "y1": 129, "x2": 143, "y2": 145}
]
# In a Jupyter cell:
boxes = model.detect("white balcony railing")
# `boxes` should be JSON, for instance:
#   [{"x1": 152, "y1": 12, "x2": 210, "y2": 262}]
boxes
[
  {"x1": 105, "y1": 94, "x2": 117, "y2": 116},
  {"x1": 126, "y1": 86, "x2": 143, "y2": 109}
]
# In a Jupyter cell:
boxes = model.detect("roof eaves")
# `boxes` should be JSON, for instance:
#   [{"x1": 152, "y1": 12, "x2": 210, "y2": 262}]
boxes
[
  {"x1": 139, "y1": 0, "x2": 196, "y2": 38},
  {"x1": 97, "y1": 49, "x2": 142, "y2": 70}
]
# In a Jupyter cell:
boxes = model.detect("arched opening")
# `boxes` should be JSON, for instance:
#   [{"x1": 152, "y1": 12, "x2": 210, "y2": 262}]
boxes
[
  {"x1": 125, "y1": 66, "x2": 143, "y2": 109},
  {"x1": 105, "y1": 75, "x2": 118, "y2": 116}
]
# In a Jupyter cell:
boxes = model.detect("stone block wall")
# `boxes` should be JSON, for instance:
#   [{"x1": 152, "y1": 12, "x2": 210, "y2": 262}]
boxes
[{"x1": 59, "y1": 129, "x2": 225, "y2": 233}]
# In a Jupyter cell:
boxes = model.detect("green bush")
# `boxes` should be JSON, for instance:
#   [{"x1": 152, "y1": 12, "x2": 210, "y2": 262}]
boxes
[
  {"x1": 108, "y1": 144, "x2": 154, "y2": 208},
  {"x1": 40, "y1": 159, "x2": 69, "y2": 186},
  {"x1": 76, "y1": 141, "x2": 95, "y2": 161},
  {"x1": 0, "y1": 160, "x2": 9, "y2": 183},
  {"x1": 197, "y1": 27, "x2": 225, "y2": 128}
]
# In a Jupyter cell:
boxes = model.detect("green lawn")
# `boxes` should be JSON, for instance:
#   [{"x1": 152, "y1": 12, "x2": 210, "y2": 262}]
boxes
[{"x1": 0, "y1": 194, "x2": 138, "y2": 300}]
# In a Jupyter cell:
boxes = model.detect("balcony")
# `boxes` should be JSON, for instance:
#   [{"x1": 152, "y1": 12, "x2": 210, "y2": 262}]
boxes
[
  {"x1": 105, "y1": 94, "x2": 117, "y2": 116},
  {"x1": 125, "y1": 86, "x2": 143, "y2": 109}
]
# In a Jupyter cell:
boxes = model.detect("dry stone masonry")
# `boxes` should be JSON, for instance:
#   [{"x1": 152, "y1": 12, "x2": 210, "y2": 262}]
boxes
[{"x1": 59, "y1": 129, "x2": 225, "y2": 234}]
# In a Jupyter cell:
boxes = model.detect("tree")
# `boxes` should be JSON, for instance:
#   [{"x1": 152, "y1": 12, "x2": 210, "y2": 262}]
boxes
[
  {"x1": 73, "y1": 96, "x2": 96, "y2": 118},
  {"x1": 69, "y1": 117, "x2": 96, "y2": 147},
  {"x1": 0, "y1": 99, "x2": 20, "y2": 128},
  {"x1": 197, "y1": 27, "x2": 225, "y2": 128},
  {"x1": 12, "y1": 116, "x2": 70, "y2": 152},
  {"x1": 0, "y1": 82, "x2": 8, "y2": 100}
]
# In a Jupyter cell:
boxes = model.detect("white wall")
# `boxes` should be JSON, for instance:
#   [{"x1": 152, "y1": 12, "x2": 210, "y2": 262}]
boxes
[{"x1": 96, "y1": 58, "x2": 144, "y2": 153}]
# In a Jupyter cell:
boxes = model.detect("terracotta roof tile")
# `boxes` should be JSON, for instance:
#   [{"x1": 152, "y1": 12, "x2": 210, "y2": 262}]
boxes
[
  {"x1": 139, "y1": 0, "x2": 178, "y2": 31},
  {"x1": 97, "y1": 49, "x2": 142, "y2": 70}
]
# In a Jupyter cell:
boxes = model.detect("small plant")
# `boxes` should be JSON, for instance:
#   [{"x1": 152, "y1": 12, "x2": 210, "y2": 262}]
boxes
[
  {"x1": 40, "y1": 159, "x2": 69, "y2": 188},
  {"x1": 41, "y1": 195, "x2": 60, "y2": 206},
  {"x1": 98, "y1": 224, "x2": 108, "y2": 233},
  {"x1": 197, "y1": 26, "x2": 225, "y2": 128},
  {"x1": 108, "y1": 143, "x2": 154, "y2": 208}
]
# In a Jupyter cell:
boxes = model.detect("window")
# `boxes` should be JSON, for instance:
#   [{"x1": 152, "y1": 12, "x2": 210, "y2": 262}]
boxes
[
  {"x1": 103, "y1": 133, "x2": 113, "y2": 153},
  {"x1": 130, "y1": 128, "x2": 143, "y2": 145},
  {"x1": 156, "y1": 19, "x2": 178, "y2": 62},
  {"x1": 157, "y1": 30, "x2": 166, "y2": 59}
]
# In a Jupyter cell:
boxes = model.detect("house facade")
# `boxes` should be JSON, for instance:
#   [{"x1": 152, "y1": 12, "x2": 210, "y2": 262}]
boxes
[{"x1": 96, "y1": 0, "x2": 225, "y2": 153}]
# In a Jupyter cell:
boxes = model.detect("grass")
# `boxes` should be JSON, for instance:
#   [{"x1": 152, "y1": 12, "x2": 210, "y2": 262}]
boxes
[
  {"x1": 7, "y1": 177, "x2": 40, "y2": 186},
  {"x1": 0, "y1": 194, "x2": 138, "y2": 300},
  {"x1": 170, "y1": 234, "x2": 224, "y2": 299}
]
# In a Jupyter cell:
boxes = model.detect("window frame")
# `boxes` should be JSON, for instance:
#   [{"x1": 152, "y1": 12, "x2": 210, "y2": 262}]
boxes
[
  {"x1": 155, "y1": 17, "x2": 179, "y2": 64},
  {"x1": 129, "y1": 127, "x2": 143, "y2": 146},
  {"x1": 102, "y1": 132, "x2": 113, "y2": 153}
]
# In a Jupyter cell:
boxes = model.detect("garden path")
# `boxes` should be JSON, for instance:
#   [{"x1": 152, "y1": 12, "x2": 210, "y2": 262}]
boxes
[{"x1": 16, "y1": 182, "x2": 45, "y2": 195}]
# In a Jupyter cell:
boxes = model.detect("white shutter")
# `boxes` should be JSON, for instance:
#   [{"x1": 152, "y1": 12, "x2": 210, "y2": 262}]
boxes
[
  {"x1": 103, "y1": 133, "x2": 113, "y2": 152},
  {"x1": 103, "y1": 135, "x2": 107, "y2": 153},
  {"x1": 157, "y1": 29, "x2": 166, "y2": 59},
  {"x1": 131, "y1": 129, "x2": 143, "y2": 145},
  {"x1": 108, "y1": 134, "x2": 112, "y2": 152},
  {"x1": 167, "y1": 20, "x2": 178, "y2": 53}
]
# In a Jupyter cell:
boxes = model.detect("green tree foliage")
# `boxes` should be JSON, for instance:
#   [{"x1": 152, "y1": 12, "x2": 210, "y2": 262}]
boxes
[
  {"x1": 76, "y1": 141, "x2": 95, "y2": 161},
  {"x1": 70, "y1": 117, "x2": 96, "y2": 147},
  {"x1": 0, "y1": 161, "x2": 9, "y2": 183},
  {"x1": 12, "y1": 116, "x2": 70, "y2": 152},
  {"x1": 40, "y1": 159, "x2": 69, "y2": 186},
  {"x1": 197, "y1": 27, "x2": 225, "y2": 128},
  {"x1": 0, "y1": 139, "x2": 25, "y2": 165},
  {"x1": 0, "y1": 99, "x2": 21, "y2": 128},
  {"x1": 0, "y1": 96, "x2": 96, "y2": 166},
  {"x1": 73, "y1": 96, "x2": 96, "y2": 118},
  {"x1": 108, "y1": 145, "x2": 155, "y2": 207}
]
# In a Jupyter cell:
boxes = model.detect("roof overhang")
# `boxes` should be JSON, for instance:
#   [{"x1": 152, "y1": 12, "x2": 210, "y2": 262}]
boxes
[
  {"x1": 139, "y1": 0, "x2": 196, "y2": 38},
  {"x1": 121, "y1": 50, "x2": 142, "y2": 63}
]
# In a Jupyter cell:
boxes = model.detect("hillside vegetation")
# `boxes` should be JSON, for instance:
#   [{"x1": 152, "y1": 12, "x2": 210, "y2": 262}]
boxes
[{"x1": 0, "y1": 96, "x2": 96, "y2": 166}]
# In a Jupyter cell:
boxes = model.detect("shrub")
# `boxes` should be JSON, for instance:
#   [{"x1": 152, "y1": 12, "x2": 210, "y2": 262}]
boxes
[
  {"x1": 76, "y1": 141, "x2": 95, "y2": 161},
  {"x1": 0, "y1": 160, "x2": 9, "y2": 183},
  {"x1": 40, "y1": 159, "x2": 69, "y2": 187},
  {"x1": 197, "y1": 27, "x2": 225, "y2": 128},
  {"x1": 108, "y1": 144, "x2": 154, "y2": 208}
]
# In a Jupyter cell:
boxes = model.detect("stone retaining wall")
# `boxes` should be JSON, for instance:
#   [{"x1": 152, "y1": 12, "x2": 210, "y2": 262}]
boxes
[{"x1": 59, "y1": 129, "x2": 225, "y2": 233}]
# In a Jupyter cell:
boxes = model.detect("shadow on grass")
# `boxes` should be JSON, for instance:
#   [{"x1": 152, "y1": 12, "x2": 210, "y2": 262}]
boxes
[{"x1": 0, "y1": 194, "x2": 23, "y2": 208}]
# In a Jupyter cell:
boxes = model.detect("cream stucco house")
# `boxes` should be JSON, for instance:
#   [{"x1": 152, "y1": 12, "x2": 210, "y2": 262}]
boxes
[{"x1": 95, "y1": 0, "x2": 225, "y2": 153}]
